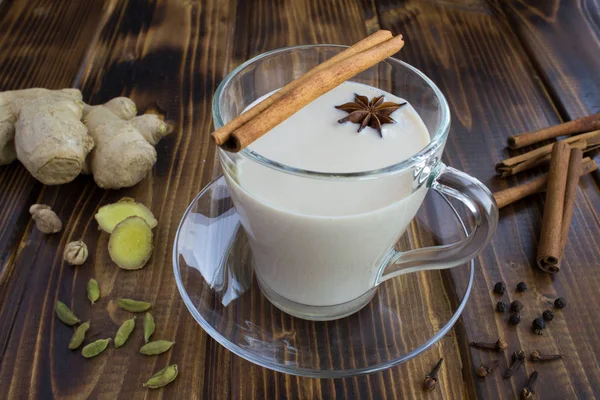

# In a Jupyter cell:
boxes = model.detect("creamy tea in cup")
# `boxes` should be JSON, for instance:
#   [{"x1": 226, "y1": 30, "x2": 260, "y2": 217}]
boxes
[{"x1": 215, "y1": 46, "x2": 498, "y2": 320}]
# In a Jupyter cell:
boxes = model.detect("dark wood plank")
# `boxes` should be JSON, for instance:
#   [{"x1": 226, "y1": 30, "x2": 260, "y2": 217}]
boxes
[
  {"x1": 375, "y1": 0, "x2": 600, "y2": 398},
  {"x1": 2, "y1": 0, "x2": 598, "y2": 398},
  {"x1": 496, "y1": 0, "x2": 600, "y2": 118},
  {"x1": 0, "y1": 0, "x2": 468, "y2": 399}
]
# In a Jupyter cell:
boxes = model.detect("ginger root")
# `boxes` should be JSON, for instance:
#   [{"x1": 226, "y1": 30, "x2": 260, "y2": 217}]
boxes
[
  {"x1": 1, "y1": 89, "x2": 169, "y2": 189},
  {"x1": 95, "y1": 197, "x2": 157, "y2": 233},
  {"x1": 84, "y1": 98, "x2": 168, "y2": 189},
  {"x1": 63, "y1": 240, "x2": 88, "y2": 265},
  {"x1": 2, "y1": 89, "x2": 75, "y2": 165},
  {"x1": 108, "y1": 216, "x2": 154, "y2": 270},
  {"x1": 29, "y1": 204, "x2": 62, "y2": 234},
  {"x1": 1, "y1": 89, "x2": 92, "y2": 184}
]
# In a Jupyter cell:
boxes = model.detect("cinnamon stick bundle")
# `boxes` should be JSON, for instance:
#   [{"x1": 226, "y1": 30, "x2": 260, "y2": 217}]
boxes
[
  {"x1": 507, "y1": 113, "x2": 600, "y2": 149},
  {"x1": 496, "y1": 130, "x2": 600, "y2": 177},
  {"x1": 493, "y1": 157, "x2": 597, "y2": 209},
  {"x1": 212, "y1": 32, "x2": 405, "y2": 152},
  {"x1": 536, "y1": 144, "x2": 583, "y2": 273}
]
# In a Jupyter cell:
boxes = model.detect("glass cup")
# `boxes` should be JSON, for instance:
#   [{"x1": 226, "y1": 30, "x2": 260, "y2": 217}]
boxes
[{"x1": 213, "y1": 45, "x2": 498, "y2": 321}]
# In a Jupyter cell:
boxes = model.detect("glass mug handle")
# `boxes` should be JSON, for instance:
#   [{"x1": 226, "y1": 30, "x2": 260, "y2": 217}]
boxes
[{"x1": 378, "y1": 164, "x2": 499, "y2": 283}]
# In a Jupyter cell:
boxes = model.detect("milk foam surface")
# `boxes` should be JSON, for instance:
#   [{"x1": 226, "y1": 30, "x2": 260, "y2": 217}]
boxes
[{"x1": 247, "y1": 81, "x2": 430, "y2": 173}]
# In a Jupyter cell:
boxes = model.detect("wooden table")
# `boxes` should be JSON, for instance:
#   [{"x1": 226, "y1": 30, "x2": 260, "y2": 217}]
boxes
[{"x1": 1, "y1": 0, "x2": 599, "y2": 398}]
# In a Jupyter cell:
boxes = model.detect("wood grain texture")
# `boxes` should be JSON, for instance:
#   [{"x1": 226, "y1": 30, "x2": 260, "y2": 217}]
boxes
[
  {"x1": 0, "y1": 0, "x2": 468, "y2": 398},
  {"x1": 376, "y1": 0, "x2": 600, "y2": 398},
  {"x1": 0, "y1": 0, "x2": 599, "y2": 398},
  {"x1": 495, "y1": 0, "x2": 600, "y2": 118}
]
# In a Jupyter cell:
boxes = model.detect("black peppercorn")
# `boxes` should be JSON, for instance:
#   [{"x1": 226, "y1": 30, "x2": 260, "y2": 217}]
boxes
[
  {"x1": 493, "y1": 282, "x2": 506, "y2": 295},
  {"x1": 532, "y1": 317, "x2": 546, "y2": 334},
  {"x1": 516, "y1": 282, "x2": 527, "y2": 292},
  {"x1": 554, "y1": 297, "x2": 566, "y2": 309},
  {"x1": 509, "y1": 313, "x2": 521, "y2": 325},
  {"x1": 510, "y1": 300, "x2": 524, "y2": 313},
  {"x1": 496, "y1": 301, "x2": 508, "y2": 313},
  {"x1": 542, "y1": 310, "x2": 554, "y2": 321}
]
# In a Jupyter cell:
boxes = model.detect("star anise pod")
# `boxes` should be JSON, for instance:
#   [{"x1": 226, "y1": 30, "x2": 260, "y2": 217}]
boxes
[{"x1": 335, "y1": 93, "x2": 406, "y2": 137}]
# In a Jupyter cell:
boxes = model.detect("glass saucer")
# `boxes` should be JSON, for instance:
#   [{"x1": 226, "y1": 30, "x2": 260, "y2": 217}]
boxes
[{"x1": 173, "y1": 176, "x2": 474, "y2": 378}]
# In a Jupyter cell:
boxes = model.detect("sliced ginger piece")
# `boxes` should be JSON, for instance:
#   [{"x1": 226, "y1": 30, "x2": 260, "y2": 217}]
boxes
[
  {"x1": 95, "y1": 197, "x2": 157, "y2": 233},
  {"x1": 108, "y1": 216, "x2": 154, "y2": 270}
]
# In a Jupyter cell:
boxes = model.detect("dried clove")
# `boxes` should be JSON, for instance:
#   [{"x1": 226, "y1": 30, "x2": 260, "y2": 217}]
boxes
[
  {"x1": 521, "y1": 371, "x2": 538, "y2": 399},
  {"x1": 470, "y1": 339, "x2": 508, "y2": 353},
  {"x1": 530, "y1": 350, "x2": 564, "y2": 362},
  {"x1": 476, "y1": 360, "x2": 500, "y2": 378},
  {"x1": 503, "y1": 351, "x2": 525, "y2": 379},
  {"x1": 423, "y1": 358, "x2": 443, "y2": 391}
]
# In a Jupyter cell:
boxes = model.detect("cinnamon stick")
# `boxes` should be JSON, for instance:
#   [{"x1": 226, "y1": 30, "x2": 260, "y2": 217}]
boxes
[
  {"x1": 211, "y1": 30, "x2": 393, "y2": 148},
  {"x1": 493, "y1": 157, "x2": 597, "y2": 209},
  {"x1": 213, "y1": 34, "x2": 405, "y2": 152},
  {"x1": 559, "y1": 148, "x2": 583, "y2": 253},
  {"x1": 536, "y1": 142, "x2": 571, "y2": 273},
  {"x1": 496, "y1": 130, "x2": 600, "y2": 177},
  {"x1": 507, "y1": 113, "x2": 600, "y2": 149}
]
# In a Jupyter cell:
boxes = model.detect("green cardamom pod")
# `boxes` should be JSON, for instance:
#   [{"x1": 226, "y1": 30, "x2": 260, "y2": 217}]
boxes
[
  {"x1": 87, "y1": 278, "x2": 100, "y2": 305},
  {"x1": 140, "y1": 340, "x2": 175, "y2": 355},
  {"x1": 114, "y1": 316, "x2": 136, "y2": 348},
  {"x1": 81, "y1": 338, "x2": 111, "y2": 358},
  {"x1": 143, "y1": 312, "x2": 155, "y2": 343},
  {"x1": 55, "y1": 300, "x2": 81, "y2": 326},
  {"x1": 68, "y1": 321, "x2": 90, "y2": 350},
  {"x1": 143, "y1": 364, "x2": 178, "y2": 389},
  {"x1": 117, "y1": 298, "x2": 151, "y2": 312}
]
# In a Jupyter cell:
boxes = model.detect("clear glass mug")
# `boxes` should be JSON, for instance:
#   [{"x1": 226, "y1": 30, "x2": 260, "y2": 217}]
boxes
[{"x1": 213, "y1": 45, "x2": 498, "y2": 321}]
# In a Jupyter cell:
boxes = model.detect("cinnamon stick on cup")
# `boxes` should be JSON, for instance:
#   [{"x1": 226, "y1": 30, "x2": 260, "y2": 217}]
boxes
[
  {"x1": 537, "y1": 143, "x2": 584, "y2": 273},
  {"x1": 212, "y1": 32, "x2": 405, "y2": 152},
  {"x1": 493, "y1": 157, "x2": 597, "y2": 209},
  {"x1": 211, "y1": 30, "x2": 393, "y2": 150},
  {"x1": 507, "y1": 113, "x2": 600, "y2": 149}
]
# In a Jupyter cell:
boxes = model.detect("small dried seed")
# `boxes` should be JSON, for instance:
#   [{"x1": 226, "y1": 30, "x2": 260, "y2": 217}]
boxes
[
  {"x1": 493, "y1": 282, "x2": 506, "y2": 295},
  {"x1": 55, "y1": 301, "x2": 81, "y2": 326},
  {"x1": 509, "y1": 313, "x2": 521, "y2": 325},
  {"x1": 532, "y1": 318, "x2": 546, "y2": 335},
  {"x1": 554, "y1": 297, "x2": 566, "y2": 309},
  {"x1": 516, "y1": 282, "x2": 527, "y2": 292},
  {"x1": 510, "y1": 300, "x2": 524, "y2": 313},
  {"x1": 542, "y1": 310, "x2": 554, "y2": 321},
  {"x1": 117, "y1": 298, "x2": 151, "y2": 312},
  {"x1": 496, "y1": 301, "x2": 508, "y2": 313},
  {"x1": 69, "y1": 321, "x2": 90, "y2": 350},
  {"x1": 87, "y1": 279, "x2": 100, "y2": 305},
  {"x1": 140, "y1": 340, "x2": 175, "y2": 355},
  {"x1": 31, "y1": 206, "x2": 62, "y2": 234},
  {"x1": 143, "y1": 364, "x2": 178, "y2": 389},
  {"x1": 115, "y1": 317, "x2": 136, "y2": 348},
  {"x1": 63, "y1": 240, "x2": 88, "y2": 265},
  {"x1": 144, "y1": 312, "x2": 155, "y2": 343},
  {"x1": 81, "y1": 338, "x2": 111, "y2": 358}
]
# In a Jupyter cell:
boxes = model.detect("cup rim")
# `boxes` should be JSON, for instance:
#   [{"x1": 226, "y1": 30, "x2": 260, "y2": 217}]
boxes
[{"x1": 212, "y1": 44, "x2": 450, "y2": 180}]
